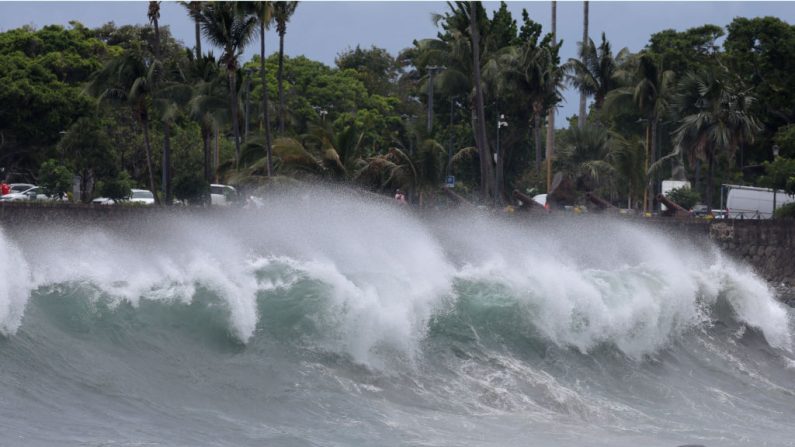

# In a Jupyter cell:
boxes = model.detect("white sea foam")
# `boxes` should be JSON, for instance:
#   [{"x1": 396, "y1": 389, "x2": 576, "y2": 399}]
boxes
[
  {"x1": 1, "y1": 187, "x2": 791, "y2": 364},
  {"x1": 0, "y1": 227, "x2": 32, "y2": 335}
]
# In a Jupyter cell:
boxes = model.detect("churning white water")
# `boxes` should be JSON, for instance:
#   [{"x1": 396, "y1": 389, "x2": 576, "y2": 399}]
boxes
[{"x1": 0, "y1": 186, "x2": 792, "y2": 446}]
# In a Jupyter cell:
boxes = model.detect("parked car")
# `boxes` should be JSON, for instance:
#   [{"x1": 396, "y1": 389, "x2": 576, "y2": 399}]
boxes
[
  {"x1": 92, "y1": 189, "x2": 155, "y2": 206},
  {"x1": 0, "y1": 186, "x2": 53, "y2": 202},
  {"x1": 8, "y1": 183, "x2": 36, "y2": 194},
  {"x1": 691, "y1": 204, "x2": 711, "y2": 217},
  {"x1": 210, "y1": 184, "x2": 237, "y2": 206}
]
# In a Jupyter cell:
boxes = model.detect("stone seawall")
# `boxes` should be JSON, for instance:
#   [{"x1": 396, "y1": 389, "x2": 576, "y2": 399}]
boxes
[
  {"x1": 710, "y1": 220, "x2": 795, "y2": 286},
  {"x1": 1, "y1": 202, "x2": 794, "y2": 287}
]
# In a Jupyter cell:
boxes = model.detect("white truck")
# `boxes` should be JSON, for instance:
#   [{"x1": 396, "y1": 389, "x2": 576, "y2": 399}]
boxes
[{"x1": 724, "y1": 184, "x2": 795, "y2": 219}]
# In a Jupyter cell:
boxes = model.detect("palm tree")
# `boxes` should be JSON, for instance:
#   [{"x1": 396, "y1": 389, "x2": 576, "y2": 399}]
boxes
[
  {"x1": 499, "y1": 28, "x2": 561, "y2": 178},
  {"x1": 469, "y1": 1, "x2": 494, "y2": 199},
  {"x1": 579, "y1": 0, "x2": 588, "y2": 128},
  {"x1": 87, "y1": 50, "x2": 161, "y2": 204},
  {"x1": 180, "y1": 1, "x2": 203, "y2": 59},
  {"x1": 273, "y1": 1, "x2": 298, "y2": 134},
  {"x1": 194, "y1": 2, "x2": 258, "y2": 168},
  {"x1": 671, "y1": 68, "x2": 761, "y2": 206},
  {"x1": 545, "y1": 0, "x2": 558, "y2": 192},
  {"x1": 566, "y1": 33, "x2": 625, "y2": 115},
  {"x1": 148, "y1": 1, "x2": 173, "y2": 204},
  {"x1": 188, "y1": 55, "x2": 229, "y2": 187},
  {"x1": 606, "y1": 53, "x2": 674, "y2": 211},
  {"x1": 258, "y1": 3, "x2": 276, "y2": 176},
  {"x1": 606, "y1": 132, "x2": 646, "y2": 209}
]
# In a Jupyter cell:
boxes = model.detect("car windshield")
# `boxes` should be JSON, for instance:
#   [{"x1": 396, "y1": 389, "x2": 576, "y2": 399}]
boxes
[
  {"x1": 210, "y1": 186, "x2": 227, "y2": 195},
  {"x1": 132, "y1": 191, "x2": 153, "y2": 199},
  {"x1": 10, "y1": 185, "x2": 31, "y2": 192}
]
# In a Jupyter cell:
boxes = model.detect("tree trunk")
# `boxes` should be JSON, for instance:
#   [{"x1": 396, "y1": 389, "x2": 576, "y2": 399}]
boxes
[
  {"x1": 261, "y1": 21, "x2": 274, "y2": 177},
  {"x1": 203, "y1": 128, "x2": 211, "y2": 205},
  {"x1": 229, "y1": 68, "x2": 241, "y2": 168},
  {"x1": 643, "y1": 123, "x2": 651, "y2": 212},
  {"x1": 470, "y1": 1, "x2": 493, "y2": 199},
  {"x1": 194, "y1": 20, "x2": 201, "y2": 59},
  {"x1": 162, "y1": 121, "x2": 172, "y2": 205},
  {"x1": 578, "y1": 0, "x2": 588, "y2": 129},
  {"x1": 706, "y1": 154, "x2": 714, "y2": 208},
  {"x1": 650, "y1": 118, "x2": 658, "y2": 204},
  {"x1": 278, "y1": 32, "x2": 286, "y2": 134},
  {"x1": 141, "y1": 115, "x2": 160, "y2": 205},
  {"x1": 534, "y1": 112, "x2": 542, "y2": 174},
  {"x1": 545, "y1": 0, "x2": 557, "y2": 192}
]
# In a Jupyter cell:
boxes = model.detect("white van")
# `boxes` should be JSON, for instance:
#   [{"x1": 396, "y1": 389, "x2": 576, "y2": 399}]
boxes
[
  {"x1": 724, "y1": 184, "x2": 795, "y2": 219},
  {"x1": 210, "y1": 184, "x2": 237, "y2": 206}
]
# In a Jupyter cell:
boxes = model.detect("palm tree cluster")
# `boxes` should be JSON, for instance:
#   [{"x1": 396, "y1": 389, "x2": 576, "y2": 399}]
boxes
[{"x1": 50, "y1": 1, "x2": 784, "y2": 209}]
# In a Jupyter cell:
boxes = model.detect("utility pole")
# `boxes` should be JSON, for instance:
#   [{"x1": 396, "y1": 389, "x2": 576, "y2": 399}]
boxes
[{"x1": 546, "y1": 1, "x2": 557, "y2": 193}]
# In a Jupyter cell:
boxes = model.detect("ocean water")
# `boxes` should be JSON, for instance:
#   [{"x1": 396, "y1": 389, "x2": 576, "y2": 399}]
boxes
[{"x1": 1, "y1": 188, "x2": 793, "y2": 447}]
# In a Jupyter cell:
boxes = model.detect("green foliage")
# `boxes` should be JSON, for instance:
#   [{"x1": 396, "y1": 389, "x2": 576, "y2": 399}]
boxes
[
  {"x1": 173, "y1": 173, "x2": 209, "y2": 204},
  {"x1": 774, "y1": 202, "x2": 795, "y2": 219},
  {"x1": 724, "y1": 17, "x2": 795, "y2": 165},
  {"x1": 760, "y1": 156, "x2": 795, "y2": 195},
  {"x1": 37, "y1": 159, "x2": 73, "y2": 198},
  {"x1": 773, "y1": 124, "x2": 795, "y2": 159},
  {"x1": 97, "y1": 171, "x2": 134, "y2": 201},
  {"x1": 335, "y1": 45, "x2": 398, "y2": 96},
  {"x1": 646, "y1": 25, "x2": 723, "y2": 75},
  {"x1": 666, "y1": 186, "x2": 701, "y2": 210}
]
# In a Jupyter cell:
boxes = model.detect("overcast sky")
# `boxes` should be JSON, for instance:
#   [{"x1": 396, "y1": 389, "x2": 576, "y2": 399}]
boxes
[{"x1": 2, "y1": 1, "x2": 794, "y2": 122}]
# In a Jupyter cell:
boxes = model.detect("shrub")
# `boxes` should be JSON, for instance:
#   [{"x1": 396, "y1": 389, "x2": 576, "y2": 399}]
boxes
[
  {"x1": 174, "y1": 174, "x2": 209, "y2": 205},
  {"x1": 97, "y1": 171, "x2": 133, "y2": 201},
  {"x1": 774, "y1": 202, "x2": 795, "y2": 219},
  {"x1": 38, "y1": 159, "x2": 73, "y2": 199},
  {"x1": 666, "y1": 186, "x2": 700, "y2": 210}
]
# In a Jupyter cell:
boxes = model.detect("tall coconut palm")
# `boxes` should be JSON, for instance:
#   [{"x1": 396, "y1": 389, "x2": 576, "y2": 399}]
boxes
[
  {"x1": 273, "y1": 1, "x2": 298, "y2": 134},
  {"x1": 256, "y1": 2, "x2": 275, "y2": 176},
  {"x1": 566, "y1": 33, "x2": 625, "y2": 115},
  {"x1": 469, "y1": 1, "x2": 494, "y2": 199},
  {"x1": 194, "y1": 2, "x2": 258, "y2": 168},
  {"x1": 180, "y1": 1, "x2": 203, "y2": 59},
  {"x1": 578, "y1": 0, "x2": 588, "y2": 128},
  {"x1": 87, "y1": 50, "x2": 161, "y2": 204},
  {"x1": 671, "y1": 69, "x2": 761, "y2": 206},
  {"x1": 148, "y1": 1, "x2": 173, "y2": 204},
  {"x1": 545, "y1": 0, "x2": 558, "y2": 192}
]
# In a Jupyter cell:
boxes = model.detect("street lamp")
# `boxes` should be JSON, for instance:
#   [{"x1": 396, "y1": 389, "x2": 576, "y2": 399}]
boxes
[
  {"x1": 494, "y1": 114, "x2": 508, "y2": 206},
  {"x1": 312, "y1": 105, "x2": 328, "y2": 123},
  {"x1": 772, "y1": 144, "x2": 781, "y2": 218}
]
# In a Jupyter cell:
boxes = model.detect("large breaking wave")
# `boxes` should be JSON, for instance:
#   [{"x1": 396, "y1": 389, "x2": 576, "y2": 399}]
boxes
[{"x1": 0, "y1": 187, "x2": 793, "y2": 446}]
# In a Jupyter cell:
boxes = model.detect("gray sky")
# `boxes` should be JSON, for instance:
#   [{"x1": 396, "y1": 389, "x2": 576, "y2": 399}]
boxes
[{"x1": 2, "y1": 1, "x2": 794, "y2": 123}]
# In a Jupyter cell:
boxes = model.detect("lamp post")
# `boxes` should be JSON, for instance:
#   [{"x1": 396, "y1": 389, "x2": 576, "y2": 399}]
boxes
[
  {"x1": 495, "y1": 113, "x2": 508, "y2": 206},
  {"x1": 446, "y1": 96, "x2": 459, "y2": 178},
  {"x1": 772, "y1": 144, "x2": 780, "y2": 218},
  {"x1": 426, "y1": 65, "x2": 444, "y2": 133}
]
